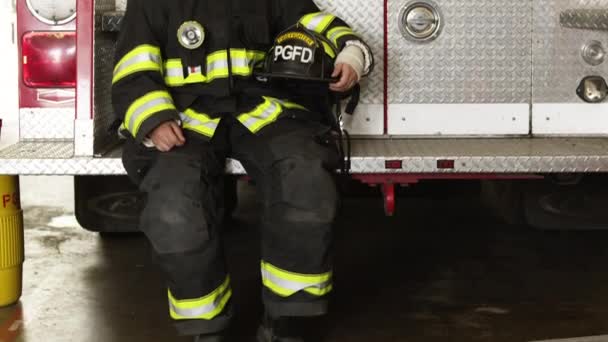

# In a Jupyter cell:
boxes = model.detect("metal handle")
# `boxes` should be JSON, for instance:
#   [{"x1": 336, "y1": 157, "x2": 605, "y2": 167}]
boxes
[{"x1": 560, "y1": 9, "x2": 608, "y2": 31}]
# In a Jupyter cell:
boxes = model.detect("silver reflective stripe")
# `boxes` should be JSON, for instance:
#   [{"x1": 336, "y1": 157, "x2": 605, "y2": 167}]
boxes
[
  {"x1": 168, "y1": 286, "x2": 230, "y2": 318},
  {"x1": 231, "y1": 56, "x2": 249, "y2": 68},
  {"x1": 128, "y1": 97, "x2": 173, "y2": 132},
  {"x1": 328, "y1": 27, "x2": 353, "y2": 43},
  {"x1": 241, "y1": 100, "x2": 280, "y2": 129},
  {"x1": 304, "y1": 13, "x2": 333, "y2": 32},
  {"x1": 207, "y1": 58, "x2": 229, "y2": 73},
  {"x1": 261, "y1": 269, "x2": 332, "y2": 293},
  {"x1": 179, "y1": 113, "x2": 219, "y2": 131},
  {"x1": 113, "y1": 52, "x2": 162, "y2": 77},
  {"x1": 165, "y1": 66, "x2": 183, "y2": 78}
]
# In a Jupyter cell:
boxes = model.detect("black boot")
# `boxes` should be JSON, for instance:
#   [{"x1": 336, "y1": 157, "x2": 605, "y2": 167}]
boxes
[{"x1": 256, "y1": 313, "x2": 321, "y2": 342}]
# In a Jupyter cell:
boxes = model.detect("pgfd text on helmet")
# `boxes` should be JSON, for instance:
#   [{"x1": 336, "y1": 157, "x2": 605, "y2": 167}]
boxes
[{"x1": 274, "y1": 45, "x2": 314, "y2": 63}]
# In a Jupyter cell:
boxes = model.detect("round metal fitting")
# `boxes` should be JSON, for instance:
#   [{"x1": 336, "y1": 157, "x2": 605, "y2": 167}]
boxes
[
  {"x1": 581, "y1": 40, "x2": 606, "y2": 66},
  {"x1": 26, "y1": 0, "x2": 76, "y2": 26},
  {"x1": 177, "y1": 21, "x2": 205, "y2": 50},
  {"x1": 399, "y1": 1, "x2": 443, "y2": 42}
]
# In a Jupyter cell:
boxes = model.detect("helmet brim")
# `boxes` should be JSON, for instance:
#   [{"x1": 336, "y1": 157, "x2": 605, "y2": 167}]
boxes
[{"x1": 254, "y1": 71, "x2": 339, "y2": 83}]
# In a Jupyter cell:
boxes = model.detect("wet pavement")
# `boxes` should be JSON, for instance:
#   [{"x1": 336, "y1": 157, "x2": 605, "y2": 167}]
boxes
[{"x1": 2, "y1": 181, "x2": 608, "y2": 341}]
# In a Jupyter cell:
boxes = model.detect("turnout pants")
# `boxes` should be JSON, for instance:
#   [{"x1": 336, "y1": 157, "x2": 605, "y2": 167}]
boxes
[{"x1": 122, "y1": 114, "x2": 340, "y2": 336}]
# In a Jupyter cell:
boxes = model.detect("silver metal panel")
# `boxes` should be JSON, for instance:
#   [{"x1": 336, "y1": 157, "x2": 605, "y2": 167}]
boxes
[
  {"x1": 74, "y1": 119, "x2": 95, "y2": 157},
  {"x1": 19, "y1": 108, "x2": 74, "y2": 140},
  {"x1": 0, "y1": 142, "x2": 124, "y2": 175},
  {"x1": 349, "y1": 138, "x2": 608, "y2": 173},
  {"x1": 314, "y1": 0, "x2": 384, "y2": 105},
  {"x1": 388, "y1": 0, "x2": 532, "y2": 104},
  {"x1": 534, "y1": 0, "x2": 608, "y2": 103},
  {"x1": 93, "y1": 14, "x2": 120, "y2": 154},
  {"x1": 4, "y1": 138, "x2": 608, "y2": 174},
  {"x1": 0, "y1": 142, "x2": 241, "y2": 175}
]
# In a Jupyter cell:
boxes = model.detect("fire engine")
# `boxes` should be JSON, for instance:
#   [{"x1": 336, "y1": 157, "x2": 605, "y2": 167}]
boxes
[{"x1": 2, "y1": 0, "x2": 608, "y2": 232}]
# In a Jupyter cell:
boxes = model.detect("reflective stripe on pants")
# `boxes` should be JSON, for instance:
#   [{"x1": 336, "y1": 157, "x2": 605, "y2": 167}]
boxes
[
  {"x1": 168, "y1": 276, "x2": 232, "y2": 320},
  {"x1": 113, "y1": 44, "x2": 162, "y2": 84},
  {"x1": 179, "y1": 109, "x2": 221, "y2": 138},
  {"x1": 261, "y1": 261, "x2": 333, "y2": 297},
  {"x1": 125, "y1": 91, "x2": 176, "y2": 137},
  {"x1": 237, "y1": 97, "x2": 307, "y2": 133}
]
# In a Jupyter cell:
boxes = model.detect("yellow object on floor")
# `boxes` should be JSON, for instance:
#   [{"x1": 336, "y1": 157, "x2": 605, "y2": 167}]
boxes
[{"x1": 0, "y1": 176, "x2": 23, "y2": 307}]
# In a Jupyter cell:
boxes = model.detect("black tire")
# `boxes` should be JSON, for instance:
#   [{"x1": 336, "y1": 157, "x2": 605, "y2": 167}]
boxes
[
  {"x1": 75, "y1": 175, "x2": 241, "y2": 234},
  {"x1": 75, "y1": 176, "x2": 143, "y2": 233},
  {"x1": 481, "y1": 176, "x2": 608, "y2": 230},
  {"x1": 523, "y1": 175, "x2": 608, "y2": 230}
]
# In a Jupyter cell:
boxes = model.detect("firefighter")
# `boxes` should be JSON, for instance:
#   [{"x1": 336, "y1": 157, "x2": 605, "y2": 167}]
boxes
[{"x1": 112, "y1": 0, "x2": 373, "y2": 341}]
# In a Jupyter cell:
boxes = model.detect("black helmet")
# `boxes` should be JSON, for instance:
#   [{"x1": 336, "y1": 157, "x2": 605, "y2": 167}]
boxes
[{"x1": 256, "y1": 24, "x2": 338, "y2": 82}]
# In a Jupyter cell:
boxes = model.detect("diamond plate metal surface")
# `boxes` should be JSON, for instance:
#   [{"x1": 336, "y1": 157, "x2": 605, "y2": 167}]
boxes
[
  {"x1": 561, "y1": 9, "x2": 608, "y2": 31},
  {"x1": 3, "y1": 138, "x2": 608, "y2": 174},
  {"x1": 534, "y1": 0, "x2": 608, "y2": 103},
  {"x1": 19, "y1": 108, "x2": 75, "y2": 140},
  {"x1": 0, "y1": 142, "x2": 124, "y2": 175},
  {"x1": 94, "y1": 10, "x2": 121, "y2": 155},
  {"x1": 349, "y1": 138, "x2": 608, "y2": 173},
  {"x1": 102, "y1": 11, "x2": 123, "y2": 32},
  {"x1": 388, "y1": 0, "x2": 532, "y2": 104},
  {"x1": 314, "y1": 0, "x2": 384, "y2": 105}
]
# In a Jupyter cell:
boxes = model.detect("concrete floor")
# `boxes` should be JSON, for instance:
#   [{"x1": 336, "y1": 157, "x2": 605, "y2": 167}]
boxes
[{"x1": 2, "y1": 181, "x2": 608, "y2": 342}]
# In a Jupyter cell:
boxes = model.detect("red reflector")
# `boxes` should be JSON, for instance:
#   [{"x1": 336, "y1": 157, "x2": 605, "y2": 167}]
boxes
[
  {"x1": 437, "y1": 159, "x2": 455, "y2": 169},
  {"x1": 385, "y1": 160, "x2": 403, "y2": 169},
  {"x1": 22, "y1": 31, "x2": 76, "y2": 88}
]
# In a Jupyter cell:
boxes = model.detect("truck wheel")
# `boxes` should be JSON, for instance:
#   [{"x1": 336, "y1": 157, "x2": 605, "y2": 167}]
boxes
[
  {"x1": 75, "y1": 176, "x2": 142, "y2": 233},
  {"x1": 75, "y1": 175, "x2": 240, "y2": 234},
  {"x1": 482, "y1": 176, "x2": 608, "y2": 230},
  {"x1": 523, "y1": 175, "x2": 608, "y2": 230}
]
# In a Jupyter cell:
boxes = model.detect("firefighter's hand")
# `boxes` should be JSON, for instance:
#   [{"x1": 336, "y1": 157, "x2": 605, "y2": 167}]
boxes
[
  {"x1": 149, "y1": 121, "x2": 186, "y2": 152},
  {"x1": 330, "y1": 63, "x2": 359, "y2": 93}
]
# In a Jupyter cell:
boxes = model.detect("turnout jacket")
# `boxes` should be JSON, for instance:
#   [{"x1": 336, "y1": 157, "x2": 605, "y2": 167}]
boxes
[{"x1": 112, "y1": 0, "x2": 373, "y2": 142}]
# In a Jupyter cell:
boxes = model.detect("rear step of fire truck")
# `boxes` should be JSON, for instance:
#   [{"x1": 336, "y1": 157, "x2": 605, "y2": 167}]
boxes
[{"x1": 2, "y1": 138, "x2": 608, "y2": 176}]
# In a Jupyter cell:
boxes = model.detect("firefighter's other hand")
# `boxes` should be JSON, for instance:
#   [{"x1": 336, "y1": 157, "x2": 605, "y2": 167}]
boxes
[
  {"x1": 149, "y1": 121, "x2": 186, "y2": 152},
  {"x1": 330, "y1": 63, "x2": 358, "y2": 92}
]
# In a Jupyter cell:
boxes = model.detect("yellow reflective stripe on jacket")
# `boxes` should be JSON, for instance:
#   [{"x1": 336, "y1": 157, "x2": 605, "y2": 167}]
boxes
[
  {"x1": 299, "y1": 12, "x2": 336, "y2": 34},
  {"x1": 321, "y1": 41, "x2": 337, "y2": 59},
  {"x1": 125, "y1": 91, "x2": 175, "y2": 136},
  {"x1": 326, "y1": 26, "x2": 357, "y2": 46},
  {"x1": 164, "y1": 49, "x2": 266, "y2": 87},
  {"x1": 237, "y1": 97, "x2": 307, "y2": 133},
  {"x1": 261, "y1": 261, "x2": 332, "y2": 297},
  {"x1": 169, "y1": 276, "x2": 232, "y2": 320},
  {"x1": 113, "y1": 44, "x2": 162, "y2": 84},
  {"x1": 179, "y1": 109, "x2": 221, "y2": 138}
]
